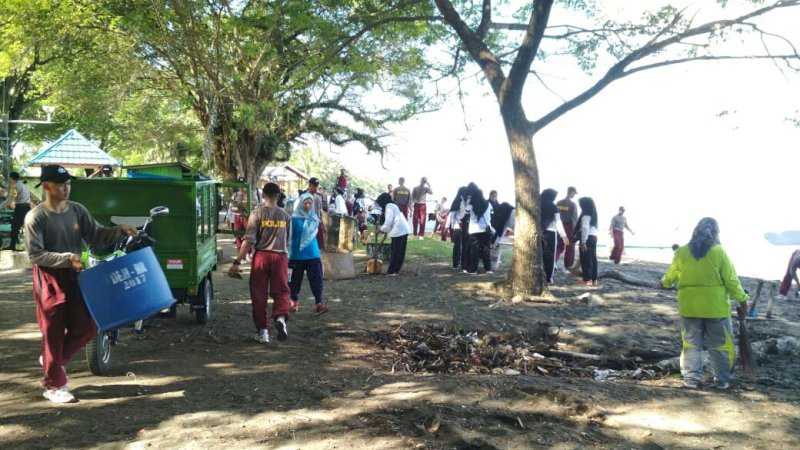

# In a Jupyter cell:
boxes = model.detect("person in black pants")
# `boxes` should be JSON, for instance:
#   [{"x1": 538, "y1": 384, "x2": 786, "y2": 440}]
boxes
[
  {"x1": 464, "y1": 183, "x2": 494, "y2": 274},
  {"x1": 375, "y1": 193, "x2": 411, "y2": 276},
  {"x1": 576, "y1": 196, "x2": 599, "y2": 285},
  {"x1": 4, "y1": 172, "x2": 32, "y2": 251},
  {"x1": 446, "y1": 187, "x2": 468, "y2": 270}
]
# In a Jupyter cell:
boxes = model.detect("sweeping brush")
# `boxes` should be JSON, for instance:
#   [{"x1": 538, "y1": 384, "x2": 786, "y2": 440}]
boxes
[{"x1": 737, "y1": 305, "x2": 757, "y2": 375}]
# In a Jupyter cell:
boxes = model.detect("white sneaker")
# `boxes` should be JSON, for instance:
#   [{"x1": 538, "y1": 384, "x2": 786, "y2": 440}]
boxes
[
  {"x1": 776, "y1": 294, "x2": 787, "y2": 301},
  {"x1": 255, "y1": 329, "x2": 269, "y2": 344},
  {"x1": 418, "y1": 236, "x2": 424, "y2": 240},
  {"x1": 275, "y1": 316, "x2": 288, "y2": 341},
  {"x1": 43, "y1": 386, "x2": 76, "y2": 404}
]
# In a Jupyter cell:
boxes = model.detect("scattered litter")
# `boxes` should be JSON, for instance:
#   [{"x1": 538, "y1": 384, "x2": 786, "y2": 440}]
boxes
[{"x1": 374, "y1": 322, "x2": 664, "y2": 380}]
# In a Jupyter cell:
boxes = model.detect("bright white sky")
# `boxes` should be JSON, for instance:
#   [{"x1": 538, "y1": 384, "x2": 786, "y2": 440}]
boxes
[{"x1": 321, "y1": 0, "x2": 800, "y2": 268}]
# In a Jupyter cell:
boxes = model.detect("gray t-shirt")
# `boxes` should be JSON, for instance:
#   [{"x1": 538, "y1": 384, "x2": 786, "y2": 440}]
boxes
[
  {"x1": 24, "y1": 201, "x2": 124, "y2": 268},
  {"x1": 244, "y1": 205, "x2": 291, "y2": 253},
  {"x1": 610, "y1": 214, "x2": 627, "y2": 231}
]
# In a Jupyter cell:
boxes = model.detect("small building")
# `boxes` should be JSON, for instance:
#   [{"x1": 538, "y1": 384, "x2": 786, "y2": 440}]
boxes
[
  {"x1": 259, "y1": 164, "x2": 309, "y2": 195},
  {"x1": 27, "y1": 129, "x2": 122, "y2": 177}
]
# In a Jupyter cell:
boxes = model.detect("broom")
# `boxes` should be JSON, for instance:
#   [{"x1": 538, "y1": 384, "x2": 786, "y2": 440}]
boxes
[{"x1": 737, "y1": 303, "x2": 757, "y2": 375}]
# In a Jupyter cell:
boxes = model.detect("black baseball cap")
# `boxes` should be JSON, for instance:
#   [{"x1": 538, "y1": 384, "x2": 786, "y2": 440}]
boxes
[
  {"x1": 567, "y1": 186, "x2": 577, "y2": 194},
  {"x1": 308, "y1": 177, "x2": 320, "y2": 186},
  {"x1": 36, "y1": 165, "x2": 75, "y2": 187}
]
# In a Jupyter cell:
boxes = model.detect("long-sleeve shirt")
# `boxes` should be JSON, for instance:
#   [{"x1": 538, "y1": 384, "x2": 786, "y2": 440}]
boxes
[
  {"x1": 544, "y1": 212, "x2": 567, "y2": 238},
  {"x1": 379, "y1": 203, "x2": 411, "y2": 238},
  {"x1": 468, "y1": 204, "x2": 494, "y2": 235},
  {"x1": 579, "y1": 215, "x2": 598, "y2": 244},
  {"x1": 662, "y1": 245, "x2": 749, "y2": 318},
  {"x1": 24, "y1": 201, "x2": 124, "y2": 268}
]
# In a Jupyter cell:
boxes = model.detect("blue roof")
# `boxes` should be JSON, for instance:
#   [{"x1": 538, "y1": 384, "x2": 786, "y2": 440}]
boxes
[{"x1": 28, "y1": 129, "x2": 121, "y2": 167}]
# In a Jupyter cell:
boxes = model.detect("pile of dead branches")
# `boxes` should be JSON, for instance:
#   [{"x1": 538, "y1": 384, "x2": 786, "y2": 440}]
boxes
[{"x1": 374, "y1": 322, "x2": 667, "y2": 381}]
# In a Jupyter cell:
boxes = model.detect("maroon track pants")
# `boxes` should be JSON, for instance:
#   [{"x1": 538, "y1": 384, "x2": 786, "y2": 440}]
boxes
[
  {"x1": 610, "y1": 230, "x2": 624, "y2": 264},
  {"x1": 556, "y1": 222, "x2": 576, "y2": 268},
  {"x1": 33, "y1": 266, "x2": 97, "y2": 389},
  {"x1": 412, "y1": 203, "x2": 427, "y2": 237},
  {"x1": 249, "y1": 251, "x2": 291, "y2": 330}
]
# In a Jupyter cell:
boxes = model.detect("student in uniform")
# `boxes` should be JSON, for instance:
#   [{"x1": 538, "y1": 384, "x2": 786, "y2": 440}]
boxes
[
  {"x1": 375, "y1": 193, "x2": 411, "y2": 276},
  {"x1": 465, "y1": 183, "x2": 494, "y2": 275},
  {"x1": 541, "y1": 189, "x2": 569, "y2": 283},
  {"x1": 229, "y1": 183, "x2": 292, "y2": 345},
  {"x1": 24, "y1": 165, "x2": 137, "y2": 403},
  {"x1": 447, "y1": 187, "x2": 468, "y2": 270},
  {"x1": 288, "y1": 193, "x2": 328, "y2": 315},
  {"x1": 576, "y1": 197, "x2": 599, "y2": 286}
]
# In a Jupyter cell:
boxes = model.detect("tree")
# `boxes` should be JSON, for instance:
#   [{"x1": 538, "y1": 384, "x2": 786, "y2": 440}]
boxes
[
  {"x1": 431, "y1": 0, "x2": 800, "y2": 296},
  {"x1": 107, "y1": 0, "x2": 440, "y2": 184},
  {"x1": 1, "y1": 0, "x2": 204, "y2": 172}
]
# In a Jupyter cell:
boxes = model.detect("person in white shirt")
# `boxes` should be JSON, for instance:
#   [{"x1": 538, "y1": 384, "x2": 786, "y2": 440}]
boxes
[
  {"x1": 375, "y1": 193, "x2": 410, "y2": 276},
  {"x1": 576, "y1": 196, "x2": 599, "y2": 286},
  {"x1": 541, "y1": 189, "x2": 570, "y2": 284},
  {"x1": 447, "y1": 187, "x2": 468, "y2": 270},
  {"x1": 331, "y1": 187, "x2": 348, "y2": 215},
  {"x1": 465, "y1": 183, "x2": 495, "y2": 275}
]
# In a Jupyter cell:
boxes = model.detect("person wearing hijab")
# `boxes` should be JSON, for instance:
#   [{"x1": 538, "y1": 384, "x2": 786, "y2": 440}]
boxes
[
  {"x1": 288, "y1": 193, "x2": 327, "y2": 314},
  {"x1": 661, "y1": 217, "x2": 749, "y2": 389},
  {"x1": 375, "y1": 193, "x2": 411, "y2": 276},
  {"x1": 541, "y1": 189, "x2": 570, "y2": 284},
  {"x1": 446, "y1": 187, "x2": 469, "y2": 270},
  {"x1": 331, "y1": 187, "x2": 348, "y2": 215},
  {"x1": 576, "y1": 197, "x2": 599, "y2": 285},
  {"x1": 490, "y1": 202, "x2": 515, "y2": 247},
  {"x1": 465, "y1": 183, "x2": 494, "y2": 274}
]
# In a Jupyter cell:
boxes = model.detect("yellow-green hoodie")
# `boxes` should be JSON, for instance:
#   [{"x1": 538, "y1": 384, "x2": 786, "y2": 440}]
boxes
[{"x1": 662, "y1": 245, "x2": 749, "y2": 318}]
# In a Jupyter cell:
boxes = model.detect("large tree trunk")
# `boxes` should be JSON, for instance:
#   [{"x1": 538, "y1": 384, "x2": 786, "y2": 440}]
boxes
[{"x1": 502, "y1": 105, "x2": 545, "y2": 296}]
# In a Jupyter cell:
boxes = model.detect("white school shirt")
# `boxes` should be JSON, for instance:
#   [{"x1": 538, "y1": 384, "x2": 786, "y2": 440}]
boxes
[
  {"x1": 468, "y1": 204, "x2": 494, "y2": 235},
  {"x1": 380, "y1": 203, "x2": 411, "y2": 238},
  {"x1": 545, "y1": 212, "x2": 567, "y2": 238},
  {"x1": 579, "y1": 215, "x2": 598, "y2": 244}
]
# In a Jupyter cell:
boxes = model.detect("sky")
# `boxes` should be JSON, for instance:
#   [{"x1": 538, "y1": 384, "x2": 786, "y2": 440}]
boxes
[{"x1": 314, "y1": 1, "x2": 800, "y2": 278}]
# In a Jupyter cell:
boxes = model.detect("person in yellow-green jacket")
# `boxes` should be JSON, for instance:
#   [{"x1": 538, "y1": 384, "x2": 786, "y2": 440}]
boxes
[{"x1": 661, "y1": 217, "x2": 749, "y2": 390}]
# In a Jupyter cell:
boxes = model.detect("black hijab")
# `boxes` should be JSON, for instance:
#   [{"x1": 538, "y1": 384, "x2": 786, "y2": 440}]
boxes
[
  {"x1": 449, "y1": 186, "x2": 468, "y2": 211},
  {"x1": 577, "y1": 197, "x2": 598, "y2": 228},
  {"x1": 492, "y1": 202, "x2": 515, "y2": 242},
  {"x1": 466, "y1": 182, "x2": 488, "y2": 218},
  {"x1": 541, "y1": 189, "x2": 559, "y2": 228}
]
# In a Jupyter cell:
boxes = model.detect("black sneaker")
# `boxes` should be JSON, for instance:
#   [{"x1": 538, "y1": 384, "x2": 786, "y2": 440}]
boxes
[{"x1": 275, "y1": 316, "x2": 288, "y2": 341}]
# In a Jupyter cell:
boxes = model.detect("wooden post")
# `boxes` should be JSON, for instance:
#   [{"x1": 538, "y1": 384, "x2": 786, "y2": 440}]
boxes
[
  {"x1": 748, "y1": 279, "x2": 764, "y2": 315},
  {"x1": 766, "y1": 283, "x2": 777, "y2": 319}
]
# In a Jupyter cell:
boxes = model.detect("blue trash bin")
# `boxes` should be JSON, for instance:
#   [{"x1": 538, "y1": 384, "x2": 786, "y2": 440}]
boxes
[{"x1": 79, "y1": 247, "x2": 175, "y2": 332}]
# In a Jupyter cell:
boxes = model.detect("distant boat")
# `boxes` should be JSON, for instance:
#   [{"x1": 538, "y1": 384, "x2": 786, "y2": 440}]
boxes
[{"x1": 764, "y1": 230, "x2": 800, "y2": 246}]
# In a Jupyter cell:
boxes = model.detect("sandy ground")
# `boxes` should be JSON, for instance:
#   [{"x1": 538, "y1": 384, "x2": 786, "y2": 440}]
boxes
[{"x1": 1, "y1": 236, "x2": 799, "y2": 449}]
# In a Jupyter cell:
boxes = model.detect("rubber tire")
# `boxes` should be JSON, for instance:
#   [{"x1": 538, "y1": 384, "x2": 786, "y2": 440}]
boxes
[
  {"x1": 196, "y1": 276, "x2": 212, "y2": 325},
  {"x1": 86, "y1": 331, "x2": 112, "y2": 376}
]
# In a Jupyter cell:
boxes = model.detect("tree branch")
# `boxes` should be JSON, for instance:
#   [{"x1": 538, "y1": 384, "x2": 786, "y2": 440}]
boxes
[
  {"x1": 434, "y1": 0, "x2": 506, "y2": 98},
  {"x1": 503, "y1": 0, "x2": 554, "y2": 110},
  {"x1": 532, "y1": 0, "x2": 800, "y2": 132}
]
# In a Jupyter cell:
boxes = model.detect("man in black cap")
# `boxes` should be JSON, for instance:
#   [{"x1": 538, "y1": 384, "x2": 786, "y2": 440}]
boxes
[
  {"x1": 3, "y1": 171, "x2": 31, "y2": 251},
  {"x1": 556, "y1": 186, "x2": 579, "y2": 271},
  {"x1": 24, "y1": 165, "x2": 137, "y2": 403}
]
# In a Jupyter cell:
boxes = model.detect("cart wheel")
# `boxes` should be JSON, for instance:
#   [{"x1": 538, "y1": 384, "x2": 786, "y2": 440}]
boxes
[
  {"x1": 86, "y1": 331, "x2": 112, "y2": 376},
  {"x1": 196, "y1": 276, "x2": 212, "y2": 324}
]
